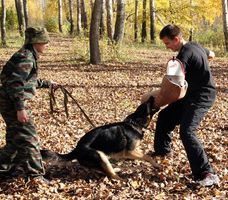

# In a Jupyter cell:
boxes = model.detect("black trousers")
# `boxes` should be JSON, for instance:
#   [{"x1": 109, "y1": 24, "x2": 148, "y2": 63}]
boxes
[{"x1": 154, "y1": 100, "x2": 214, "y2": 179}]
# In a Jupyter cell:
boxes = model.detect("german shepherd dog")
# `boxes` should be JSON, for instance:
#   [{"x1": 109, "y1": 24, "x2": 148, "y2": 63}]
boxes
[{"x1": 41, "y1": 96, "x2": 160, "y2": 179}]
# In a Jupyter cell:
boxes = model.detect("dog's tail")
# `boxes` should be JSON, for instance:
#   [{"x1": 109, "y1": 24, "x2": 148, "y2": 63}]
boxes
[
  {"x1": 58, "y1": 148, "x2": 80, "y2": 161},
  {"x1": 40, "y1": 149, "x2": 79, "y2": 162}
]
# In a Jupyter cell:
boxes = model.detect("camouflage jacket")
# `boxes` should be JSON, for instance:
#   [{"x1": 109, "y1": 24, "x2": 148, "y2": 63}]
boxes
[{"x1": 0, "y1": 44, "x2": 51, "y2": 111}]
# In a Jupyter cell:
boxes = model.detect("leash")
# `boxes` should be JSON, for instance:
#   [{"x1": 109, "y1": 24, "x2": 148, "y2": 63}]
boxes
[{"x1": 49, "y1": 85, "x2": 96, "y2": 128}]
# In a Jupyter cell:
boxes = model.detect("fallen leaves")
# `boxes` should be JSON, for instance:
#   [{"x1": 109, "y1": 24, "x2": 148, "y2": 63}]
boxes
[{"x1": 0, "y1": 34, "x2": 227, "y2": 199}]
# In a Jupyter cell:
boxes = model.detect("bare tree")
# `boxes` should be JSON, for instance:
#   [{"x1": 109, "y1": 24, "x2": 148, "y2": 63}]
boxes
[
  {"x1": 81, "y1": 0, "x2": 88, "y2": 30},
  {"x1": 15, "y1": 0, "x2": 25, "y2": 36},
  {"x1": 141, "y1": 0, "x2": 147, "y2": 42},
  {"x1": 134, "y1": 0, "x2": 138, "y2": 41},
  {"x1": 113, "y1": 0, "x2": 125, "y2": 43},
  {"x1": 106, "y1": 0, "x2": 114, "y2": 41},
  {"x1": 149, "y1": 0, "x2": 156, "y2": 43},
  {"x1": 222, "y1": 0, "x2": 228, "y2": 51},
  {"x1": 77, "y1": 0, "x2": 82, "y2": 34},
  {"x1": 58, "y1": 0, "x2": 63, "y2": 32},
  {"x1": 1, "y1": 0, "x2": 6, "y2": 47},
  {"x1": 69, "y1": 0, "x2": 74, "y2": 34},
  {"x1": 23, "y1": 0, "x2": 28, "y2": 28},
  {"x1": 90, "y1": 0, "x2": 103, "y2": 64}
]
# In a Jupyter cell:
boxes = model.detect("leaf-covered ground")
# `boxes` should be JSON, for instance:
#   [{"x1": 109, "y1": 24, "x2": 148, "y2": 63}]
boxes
[{"x1": 0, "y1": 34, "x2": 227, "y2": 199}]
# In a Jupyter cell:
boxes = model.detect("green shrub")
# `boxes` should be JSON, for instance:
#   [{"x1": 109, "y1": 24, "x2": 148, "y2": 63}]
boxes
[
  {"x1": 6, "y1": 8, "x2": 17, "y2": 30},
  {"x1": 72, "y1": 36, "x2": 89, "y2": 61},
  {"x1": 44, "y1": 18, "x2": 58, "y2": 32},
  {"x1": 0, "y1": 7, "x2": 17, "y2": 30},
  {"x1": 196, "y1": 27, "x2": 224, "y2": 47}
]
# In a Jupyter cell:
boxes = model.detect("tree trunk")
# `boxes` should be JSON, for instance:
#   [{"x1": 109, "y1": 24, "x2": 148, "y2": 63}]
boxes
[
  {"x1": 99, "y1": 0, "x2": 105, "y2": 37},
  {"x1": 189, "y1": 28, "x2": 193, "y2": 41},
  {"x1": 188, "y1": 0, "x2": 193, "y2": 41},
  {"x1": 58, "y1": 0, "x2": 63, "y2": 32},
  {"x1": 134, "y1": 0, "x2": 138, "y2": 41},
  {"x1": 15, "y1": 0, "x2": 25, "y2": 36},
  {"x1": 222, "y1": 0, "x2": 228, "y2": 51},
  {"x1": 90, "y1": 0, "x2": 94, "y2": 13},
  {"x1": 77, "y1": 0, "x2": 82, "y2": 34},
  {"x1": 23, "y1": 0, "x2": 28, "y2": 28},
  {"x1": 81, "y1": 0, "x2": 88, "y2": 30},
  {"x1": 90, "y1": 0, "x2": 103, "y2": 64},
  {"x1": 106, "y1": 0, "x2": 114, "y2": 42},
  {"x1": 141, "y1": 0, "x2": 147, "y2": 43},
  {"x1": 1, "y1": 0, "x2": 7, "y2": 47},
  {"x1": 149, "y1": 0, "x2": 156, "y2": 43},
  {"x1": 69, "y1": 0, "x2": 74, "y2": 34},
  {"x1": 113, "y1": 0, "x2": 125, "y2": 44}
]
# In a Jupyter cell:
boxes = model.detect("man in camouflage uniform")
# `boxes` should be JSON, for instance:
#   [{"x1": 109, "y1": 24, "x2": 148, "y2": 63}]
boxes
[{"x1": 0, "y1": 27, "x2": 57, "y2": 181}]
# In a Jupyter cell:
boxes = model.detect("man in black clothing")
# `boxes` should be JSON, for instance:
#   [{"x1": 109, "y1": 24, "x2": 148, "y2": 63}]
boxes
[{"x1": 152, "y1": 24, "x2": 219, "y2": 186}]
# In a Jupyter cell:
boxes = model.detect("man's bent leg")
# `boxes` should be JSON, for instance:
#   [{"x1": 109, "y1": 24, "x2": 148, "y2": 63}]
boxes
[{"x1": 154, "y1": 101, "x2": 183, "y2": 155}]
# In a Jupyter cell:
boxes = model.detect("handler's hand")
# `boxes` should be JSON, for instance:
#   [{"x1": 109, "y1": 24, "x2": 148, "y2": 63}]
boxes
[
  {"x1": 17, "y1": 109, "x2": 29, "y2": 123},
  {"x1": 50, "y1": 81, "x2": 60, "y2": 90}
]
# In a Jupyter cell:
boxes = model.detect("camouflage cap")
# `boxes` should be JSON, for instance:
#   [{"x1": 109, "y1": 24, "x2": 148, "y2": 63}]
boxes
[{"x1": 24, "y1": 27, "x2": 49, "y2": 45}]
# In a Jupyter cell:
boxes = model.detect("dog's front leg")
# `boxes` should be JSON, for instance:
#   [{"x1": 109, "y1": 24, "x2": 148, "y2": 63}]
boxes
[
  {"x1": 97, "y1": 151, "x2": 122, "y2": 180},
  {"x1": 125, "y1": 150, "x2": 161, "y2": 169}
]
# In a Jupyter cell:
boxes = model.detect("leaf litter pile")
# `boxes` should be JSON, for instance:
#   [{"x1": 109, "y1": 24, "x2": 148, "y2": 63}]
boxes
[{"x1": 0, "y1": 35, "x2": 227, "y2": 199}]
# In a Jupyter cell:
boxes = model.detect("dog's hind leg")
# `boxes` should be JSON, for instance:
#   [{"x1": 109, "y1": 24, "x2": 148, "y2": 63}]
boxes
[
  {"x1": 125, "y1": 150, "x2": 161, "y2": 169},
  {"x1": 96, "y1": 151, "x2": 122, "y2": 180}
]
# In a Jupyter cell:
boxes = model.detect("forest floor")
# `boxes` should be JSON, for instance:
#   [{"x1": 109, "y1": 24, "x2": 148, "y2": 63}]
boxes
[{"x1": 0, "y1": 34, "x2": 227, "y2": 199}]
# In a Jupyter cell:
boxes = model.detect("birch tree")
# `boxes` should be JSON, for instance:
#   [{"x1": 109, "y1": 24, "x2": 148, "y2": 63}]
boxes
[
  {"x1": 81, "y1": 0, "x2": 88, "y2": 30},
  {"x1": 15, "y1": 0, "x2": 25, "y2": 36},
  {"x1": 113, "y1": 0, "x2": 125, "y2": 43},
  {"x1": 77, "y1": 0, "x2": 82, "y2": 34},
  {"x1": 134, "y1": 0, "x2": 138, "y2": 41},
  {"x1": 150, "y1": 0, "x2": 156, "y2": 43},
  {"x1": 1, "y1": 0, "x2": 6, "y2": 47},
  {"x1": 90, "y1": 0, "x2": 103, "y2": 64},
  {"x1": 222, "y1": 0, "x2": 228, "y2": 51},
  {"x1": 99, "y1": 0, "x2": 105, "y2": 37},
  {"x1": 69, "y1": 0, "x2": 74, "y2": 34},
  {"x1": 58, "y1": 0, "x2": 63, "y2": 32},
  {"x1": 141, "y1": 0, "x2": 147, "y2": 42},
  {"x1": 106, "y1": 0, "x2": 114, "y2": 41},
  {"x1": 23, "y1": 0, "x2": 28, "y2": 28}
]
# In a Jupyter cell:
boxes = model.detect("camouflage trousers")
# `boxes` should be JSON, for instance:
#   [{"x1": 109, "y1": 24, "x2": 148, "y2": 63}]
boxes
[{"x1": 0, "y1": 87, "x2": 45, "y2": 177}]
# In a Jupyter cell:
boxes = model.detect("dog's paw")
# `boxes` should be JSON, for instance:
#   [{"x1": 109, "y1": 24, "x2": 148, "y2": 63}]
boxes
[{"x1": 111, "y1": 174, "x2": 123, "y2": 180}]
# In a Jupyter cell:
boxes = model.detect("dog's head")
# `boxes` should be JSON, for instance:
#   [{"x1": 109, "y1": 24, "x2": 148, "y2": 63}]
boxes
[{"x1": 124, "y1": 96, "x2": 159, "y2": 128}]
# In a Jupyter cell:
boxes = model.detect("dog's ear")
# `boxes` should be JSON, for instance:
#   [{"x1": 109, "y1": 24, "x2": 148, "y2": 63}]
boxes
[{"x1": 147, "y1": 96, "x2": 159, "y2": 117}]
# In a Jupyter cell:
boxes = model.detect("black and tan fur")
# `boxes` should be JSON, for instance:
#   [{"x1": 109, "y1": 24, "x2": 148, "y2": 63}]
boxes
[{"x1": 41, "y1": 96, "x2": 160, "y2": 179}]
